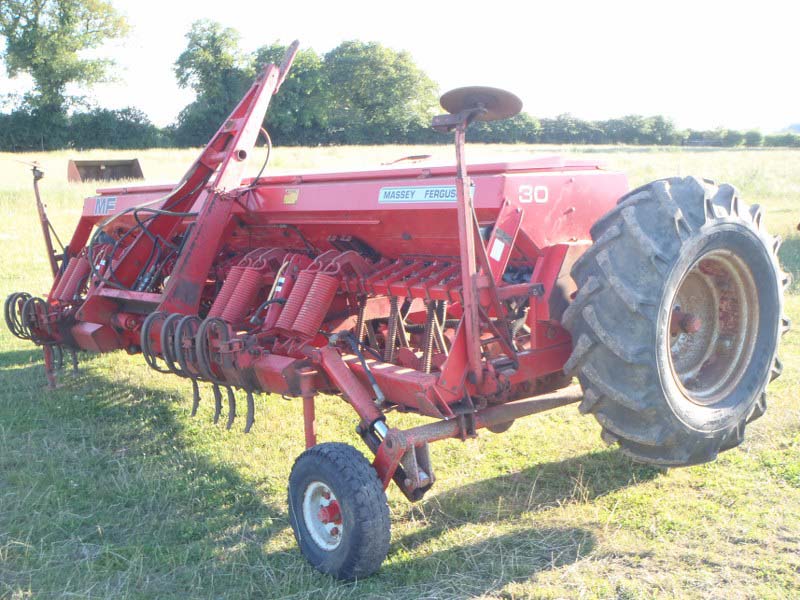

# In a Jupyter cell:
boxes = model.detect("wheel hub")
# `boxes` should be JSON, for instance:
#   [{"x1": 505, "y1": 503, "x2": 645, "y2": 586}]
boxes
[
  {"x1": 667, "y1": 249, "x2": 759, "y2": 405},
  {"x1": 302, "y1": 481, "x2": 343, "y2": 550}
]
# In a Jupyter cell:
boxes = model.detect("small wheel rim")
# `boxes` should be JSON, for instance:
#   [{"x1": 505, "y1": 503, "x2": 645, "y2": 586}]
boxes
[
  {"x1": 302, "y1": 481, "x2": 343, "y2": 551},
  {"x1": 667, "y1": 249, "x2": 759, "y2": 405}
]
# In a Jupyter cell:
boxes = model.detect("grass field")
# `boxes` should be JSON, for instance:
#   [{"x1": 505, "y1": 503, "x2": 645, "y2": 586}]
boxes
[{"x1": 1, "y1": 145, "x2": 799, "y2": 599}]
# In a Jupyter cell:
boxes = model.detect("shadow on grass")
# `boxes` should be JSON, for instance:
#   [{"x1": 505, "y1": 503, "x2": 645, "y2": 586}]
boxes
[
  {"x1": 0, "y1": 355, "x2": 284, "y2": 597},
  {"x1": 0, "y1": 350, "x2": 651, "y2": 597},
  {"x1": 396, "y1": 447, "x2": 662, "y2": 556},
  {"x1": 0, "y1": 347, "x2": 44, "y2": 368},
  {"x1": 373, "y1": 526, "x2": 595, "y2": 597}
]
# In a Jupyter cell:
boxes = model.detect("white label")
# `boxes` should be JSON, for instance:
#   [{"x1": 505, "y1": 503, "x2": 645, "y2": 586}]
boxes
[
  {"x1": 378, "y1": 184, "x2": 474, "y2": 204},
  {"x1": 518, "y1": 184, "x2": 549, "y2": 204},
  {"x1": 94, "y1": 196, "x2": 117, "y2": 214},
  {"x1": 490, "y1": 238, "x2": 505, "y2": 261}
]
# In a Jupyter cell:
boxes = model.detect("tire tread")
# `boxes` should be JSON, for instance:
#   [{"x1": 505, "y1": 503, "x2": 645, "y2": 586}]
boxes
[
  {"x1": 289, "y1": 442, "x2": 390, "y2": 580},
  {"x1": 564, "y1": 176, "x2": 785, "y2": 466}
]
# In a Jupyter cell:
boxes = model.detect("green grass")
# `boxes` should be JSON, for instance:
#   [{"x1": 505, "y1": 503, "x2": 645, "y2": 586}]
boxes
[{"x1": 1, "y1": 145, "x2": 800, "y2": 599}]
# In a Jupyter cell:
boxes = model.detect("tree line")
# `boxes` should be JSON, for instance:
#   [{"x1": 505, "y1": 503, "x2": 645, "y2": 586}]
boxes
[{"x1": 1, "y1": 4, "x2": 798, "y2": 151}]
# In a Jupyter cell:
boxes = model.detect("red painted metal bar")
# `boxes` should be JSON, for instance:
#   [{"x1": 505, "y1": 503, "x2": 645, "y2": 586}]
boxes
[
  {"x1": 453, "y1": 123, "x2": 483, "y2": 385},
  {"x1": 32, "y1": 166, "x2": 59, "y2": 277},
  {"x1": 315, "y1": 345, "x2": 384, "y2": 427},
  {"x1": 159, "y1": 42, "x2": 299, "y2": 314},
  {"x1": 75, "y1": 43, "x2": 299, "y2": 324},
  {"x1": 485, "y1": 200, "x2": 523, "y2": 283},
  {"x1": 405, "y1": 385, "x2": 583, "y2": 445},
  {"x1": 370, "y1": 385, "x2": 583, "y2": 489},
  {"x1": 48, "y1": 217, "x2": 93, "y2": 303},
  {"x1": 301, "y1": 373, "x2": 317, "y2": 449}
]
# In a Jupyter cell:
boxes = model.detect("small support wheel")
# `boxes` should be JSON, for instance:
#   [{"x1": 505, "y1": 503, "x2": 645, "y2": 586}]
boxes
[{"x1": 288, "y1": 442, "x2": 390, "y2": 580}]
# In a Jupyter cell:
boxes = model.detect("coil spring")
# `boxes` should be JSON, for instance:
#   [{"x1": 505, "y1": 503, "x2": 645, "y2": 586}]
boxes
[
  {"x1": 275, "y1": 268, "x2": 316, "y2": 331},
  {"x1": 220, "y1": 267, "x2": 262, "y2": 324},
  {"x1": 384, "y1": 295, "x2": 400, "y2": 362},
  {"x1": 421, "y1": 302, "x2": 436, "y2": 374},
  {"x1": 21, "y1": 296, "x2": 50, "y2": 344},
  {"x1": 208, "y1": 266, "x2": 245, "y2": 318},
  {"x1": 52, "y1": 257, "x2": 79, "y2": 301},
  {"x1": 59, "y1": 256, "x2": 90, "y2": 302},
  {"x1": 292, "y1": 272, "x2": 341, "y2": 338}
]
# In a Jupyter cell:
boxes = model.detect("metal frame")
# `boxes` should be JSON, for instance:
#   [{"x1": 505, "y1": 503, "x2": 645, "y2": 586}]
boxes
[{"x1": 5, "y1": 44, "x2": 630, "y2": 502}]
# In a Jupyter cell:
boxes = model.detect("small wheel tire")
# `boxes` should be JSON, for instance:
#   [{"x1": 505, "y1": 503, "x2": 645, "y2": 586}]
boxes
[
  {"x1": 563, "y1": 176, "x2": 788, "y2": 466},
  {"x1": 288, "y1": 442, "x2": 390, "y2": 580}
]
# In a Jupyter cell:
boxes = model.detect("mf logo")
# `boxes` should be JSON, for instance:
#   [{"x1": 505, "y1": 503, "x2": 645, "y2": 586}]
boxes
[{"x1": 94, "y1": 196, "x2": 117, "y2": 215}]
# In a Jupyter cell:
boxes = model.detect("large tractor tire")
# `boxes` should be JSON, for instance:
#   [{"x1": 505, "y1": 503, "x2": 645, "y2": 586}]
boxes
[{"x1": 563, "y1": 176, "x2": 788, "y2": 466}]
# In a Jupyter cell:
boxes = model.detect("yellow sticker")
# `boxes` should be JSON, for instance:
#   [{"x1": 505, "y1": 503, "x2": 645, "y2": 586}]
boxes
[{"x1": 283, "y1": 189, "x2": 299, "y2": 204}]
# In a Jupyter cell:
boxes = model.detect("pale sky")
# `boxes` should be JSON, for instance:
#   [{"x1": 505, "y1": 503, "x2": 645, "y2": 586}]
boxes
[{"x1": 1, "y1": 0, "x2": 797, "y2": 132}]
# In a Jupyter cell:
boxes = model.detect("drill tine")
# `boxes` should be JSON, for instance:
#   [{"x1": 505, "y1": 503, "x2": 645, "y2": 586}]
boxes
[
  {"x1": 43, "y1": 345, "x2": 57, "y2": 389},
  {"x1": 244, "y1": 390, "x2": 255, "y2": 433},
  {"x1": 69, "y1": 348, "x2": 79, "y2": 374},
  {"x1": 212, "y1": 384, "x2": 223, "y2": 424},
  {"x1": 53, "y1": 345, "x2": 64, "y2": 370},
  {"x1": 226, "y1": 387, "x2": 237, "y2": 430},
  {"x1": 421, "y1": 302, "x2": 436, "y2": 374},
  {"x1": 190, "y1": 379, "x2": 200, "y2": 417},
  {"x1": 384, "y1": 296, "x2": 399, "y2": 362}
]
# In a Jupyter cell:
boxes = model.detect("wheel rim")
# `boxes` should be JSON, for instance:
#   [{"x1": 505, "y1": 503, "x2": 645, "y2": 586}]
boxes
[
  {"x1": 302, "y1": 481, "x2": 343, "y2": 551},
  {"x1": 667, "y1": 249, "x2": 759, "y2": 405}
]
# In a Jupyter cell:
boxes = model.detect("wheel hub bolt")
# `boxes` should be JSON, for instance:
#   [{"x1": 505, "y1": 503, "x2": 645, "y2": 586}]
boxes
[
  {"x1": 317, "y1": 500, "x2": 341, "y2": 524},
  {"x1": 671, "y1": 307, "x2": 702, "y2": 336}
]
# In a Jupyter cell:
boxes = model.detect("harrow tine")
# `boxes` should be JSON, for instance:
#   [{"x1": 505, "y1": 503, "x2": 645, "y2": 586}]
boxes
[
  {"x1": 69, "y1": 348, "x2": 79, "y2": 374},
  {"x1": 175, "y1": 315, "x2": 202, "y2": 377},
  {"x1": 43, "y1": 345, "x2": 57, "y2": 389},
  {"x1": 226, "y1": 387, "x2": 237, "y2": 430},
  {"x1": 22, "y1": 296, "x2": 50, "y2": 344},
  {"x1": 212, "y1": 384, "x2": 223, "y2": 424},
  {"x1": 190, "y1": 379, "x2": 200, "y2": 417},
  {"x1": 140, "y1": 311, "x2": 171, "y2": 373},
  {"x1": 244, "y1": 390, "x2": 255, "y2": 433},
  {"x1": 196, "y1": 317, "x2": 228, "y2": 384},
  {"x1": 5, "y1": 293, "x2": 30, "y2": 340},
  {"x1": 52, "y1": 345, "x2": 63, "y2": 370},
  {"x1": 161, "y1": 313, "x2": 186, "y2": 376}
]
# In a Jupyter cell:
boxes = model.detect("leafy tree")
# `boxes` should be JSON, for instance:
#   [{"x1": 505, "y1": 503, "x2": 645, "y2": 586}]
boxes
[
  {"x1": 744, "y1": 130, "x2": 764, "y2": 147},
  {"x1": 0, "y1": 108, "x2": 41, "y2": 150},
  {"x1": 0, "y1": 0, "x2": 129, "y2": 112},
  {"x1": 611, "y1": 115, "x2": 648, "y2": 144},
  {"x1": 765, "y1": 133, "x2": 800, "y2": 147},
  {"x1": 173, "y1": 34, "x2": 440, "y2": 145},
  {"x1": 469, "y1": 113, "x2": 542, "y2": 143},
  {"x1": 253, "y1": 43, "x2": 330, "y2": 145},
  {"x1": 645, "y1": 115, "x2": 682, "y2": 145},
  {"x1": 539, "y1": 114, "x2": 598, "y2": 144},
  {"x1": 173, "y1": 20, "x2": 252, "y2": 146},
  {"x1": 722, "y1": 129, "x2": 745, "y2": 147},
  {"x1": 686, "y1": 129, "x2": 727, "y2": 146},
  {"x1": 324, "y1": 41, "x2": 438, "y2": 143},
  {"x1": 70, "y1": 107, "x2": 164, "y2": 149}
]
